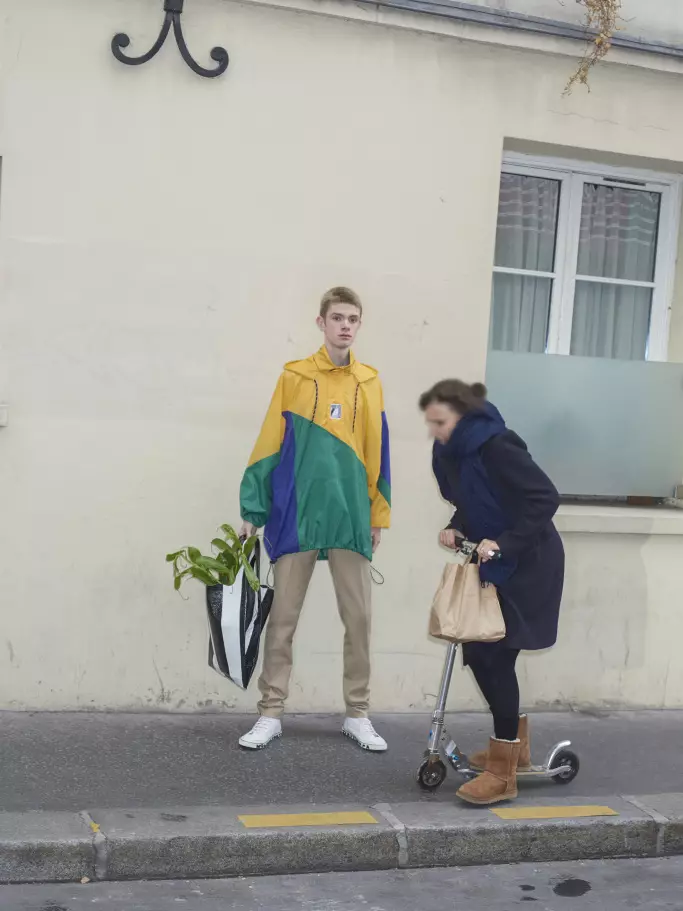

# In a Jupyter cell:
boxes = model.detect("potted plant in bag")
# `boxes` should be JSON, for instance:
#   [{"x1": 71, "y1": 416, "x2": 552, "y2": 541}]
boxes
[
  {"x1": 166, "y1": 523, "x2": 261, "y2": 593},
  {"x1": 166, "y1": 524, "x2": 272, "y2": 689}
]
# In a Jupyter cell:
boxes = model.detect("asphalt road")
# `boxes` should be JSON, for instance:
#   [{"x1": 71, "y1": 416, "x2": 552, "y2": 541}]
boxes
[
  {"x1": 2, "y1": 858, "x2": 682, "y2": 910},
  {"x1": 2, "y1": 710, "x2": 682, "y2": 811}
]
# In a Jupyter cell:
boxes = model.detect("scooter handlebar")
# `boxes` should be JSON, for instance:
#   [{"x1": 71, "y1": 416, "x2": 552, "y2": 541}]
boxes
[{"x1": 459, "y1": 540, "x2": 503, "y2": 561}]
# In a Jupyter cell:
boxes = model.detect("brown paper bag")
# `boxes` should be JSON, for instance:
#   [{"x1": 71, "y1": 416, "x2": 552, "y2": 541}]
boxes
[{"x1": 429, "y1": 557, "x2": 506, "y2": 644}]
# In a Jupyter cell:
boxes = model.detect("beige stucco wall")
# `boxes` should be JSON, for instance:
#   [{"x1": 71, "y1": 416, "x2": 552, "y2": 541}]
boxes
[
  {"x1": 2, "y1": 0, "x2": 683, "y2": 712},
  {"x1": 475, "y1": 0, "x2": 683, "y2": 45}
]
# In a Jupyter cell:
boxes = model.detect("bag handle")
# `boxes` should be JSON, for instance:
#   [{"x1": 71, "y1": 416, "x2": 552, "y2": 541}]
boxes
[{"x1": 265, "y1": 560, "x2": 275, "y2": 590}]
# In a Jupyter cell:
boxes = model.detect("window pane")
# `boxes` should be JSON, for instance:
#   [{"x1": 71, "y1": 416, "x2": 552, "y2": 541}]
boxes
[
  {"x1": 490, "y1": 273, "x2": 551, "y2": 353},
  {"x1": 494, "y1": 173, "x2": 560, "y2": 272},
  {"x1": 570, "y1": 280, "x2": 652, "y2": 360},
  {"x1": 577, "y1": 183, "x2": 661, "y2": 282}
]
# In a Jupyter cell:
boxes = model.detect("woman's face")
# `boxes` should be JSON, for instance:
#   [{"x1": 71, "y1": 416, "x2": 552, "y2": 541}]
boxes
[{"x1": 424, "y1": 402, "x2": 461, "y2": 444}]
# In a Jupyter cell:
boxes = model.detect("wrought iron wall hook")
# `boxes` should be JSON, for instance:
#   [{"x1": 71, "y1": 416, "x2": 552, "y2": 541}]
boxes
[{"x1": 112, "y1": 0, "x2": 229, "y2": 79}]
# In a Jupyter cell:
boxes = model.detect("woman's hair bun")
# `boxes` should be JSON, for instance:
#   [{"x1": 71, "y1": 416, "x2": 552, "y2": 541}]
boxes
[{"x1": 419, "y1": 378, "x2": 487, "y2": 414}]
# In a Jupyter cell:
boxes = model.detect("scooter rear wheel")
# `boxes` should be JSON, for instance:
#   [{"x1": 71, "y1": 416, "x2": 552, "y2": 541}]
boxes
[{"x1": 417, "y1": 757, "x2": 447, "y2": 791}]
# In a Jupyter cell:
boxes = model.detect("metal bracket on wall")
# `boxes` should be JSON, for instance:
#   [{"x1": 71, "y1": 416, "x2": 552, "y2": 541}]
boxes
[{"x1": 111, "y1": 0, "x2": 229, "y2": 79}]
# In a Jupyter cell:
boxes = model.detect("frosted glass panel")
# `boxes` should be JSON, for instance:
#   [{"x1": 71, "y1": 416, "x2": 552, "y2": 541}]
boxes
[
  {"x1": 485, "y1": 351, "x2": 683, "y2": 497},
  {"x1": 577, "y1": 183, "x2": 660, "y2": 282},
  {"x1": 491, "y1": 273, "x2": 551, "y2": 354},
  {"x1": 494, "y1": 173, "x2": 560, "y2": 272}
]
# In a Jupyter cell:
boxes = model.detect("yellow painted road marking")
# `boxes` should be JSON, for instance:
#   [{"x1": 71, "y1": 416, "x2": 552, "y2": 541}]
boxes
[
  {"x1": 238, "y1": 811, "x2": 378, "y2": 829},
  {"x1": 492, "y1": 805, "x2": 619, "y2": 821}
]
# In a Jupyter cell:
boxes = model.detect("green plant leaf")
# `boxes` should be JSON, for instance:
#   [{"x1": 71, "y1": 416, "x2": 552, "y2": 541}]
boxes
[
  {"x1": 216, "y1": 550, "x2": 238, "y2": 570},
  {"x1": 196, "y1": 555, "x2": 233, "y2": 574},
  {"x1": 167, "y1": 524, "x2": 256, "y2": 594},
  {"x1": 241, "y1": 558, "x2": 260, "y2": 592},
  {"x1": 212, "y1": 534, "x2": 241, "y2": 574},
  {"x1": 172, "y1": 566, "x2": 192, "y2": 588},
  {"x1": 220, "y1": 525, "x2": 240, "y2": 547},
  {"x1": 190, "y1": 566, "x2": 219, "y2": 586}
]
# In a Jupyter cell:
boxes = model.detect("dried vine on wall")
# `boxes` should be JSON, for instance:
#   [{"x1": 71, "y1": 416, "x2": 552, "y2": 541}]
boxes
[{"x1": 565, "y1": 0, "x2": 622, "y2": 93}]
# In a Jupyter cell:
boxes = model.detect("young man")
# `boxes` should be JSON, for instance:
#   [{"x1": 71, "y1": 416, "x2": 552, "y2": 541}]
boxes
[{"x1": 238, "y1": 287, "x2": 391, "y2": 751}]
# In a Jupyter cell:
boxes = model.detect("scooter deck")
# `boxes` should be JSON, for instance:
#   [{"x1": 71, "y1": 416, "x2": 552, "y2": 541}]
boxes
[
  {"x1": 449, "y1": 762, "x2": 571, "y2": 779},
  {"x1": 517, "y1": 765, "x2": 565, "y2": 777}
]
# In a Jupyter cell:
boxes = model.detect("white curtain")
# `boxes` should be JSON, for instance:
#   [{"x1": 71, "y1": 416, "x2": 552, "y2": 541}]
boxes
[
  {"x1": 491, "y1": 174, "x2": 559, "y2": 352},
  {"x1": 571, "y1": 283, "x2": 652, "y2": 360},
  {"x1": 491, "y1": 274, "x2": 551, "y2": 353},
  {"x1": 576, "y1": 183, "x2": 659, "y2": 282},
  {"x1": 571, "y1": 184, "x2": 660, "y2": 360},
  {"x1": 494, "y1": 173, "x2": 559, "y2": 272}
]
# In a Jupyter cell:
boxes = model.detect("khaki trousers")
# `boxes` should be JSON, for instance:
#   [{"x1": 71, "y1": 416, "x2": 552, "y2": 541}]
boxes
[{"x1": 257, "y1": 549, "x2": 372, "y2": 719}]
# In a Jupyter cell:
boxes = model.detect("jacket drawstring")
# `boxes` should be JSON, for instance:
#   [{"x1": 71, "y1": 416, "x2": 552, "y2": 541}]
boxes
[{"x1": 311, "y1": 380, "x2": 319, "y2": 424}]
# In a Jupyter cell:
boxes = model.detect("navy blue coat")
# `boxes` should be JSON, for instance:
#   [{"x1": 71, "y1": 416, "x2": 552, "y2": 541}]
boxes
[{"x1": 437, "y1": 429, "x2": 564, "y2": 657}]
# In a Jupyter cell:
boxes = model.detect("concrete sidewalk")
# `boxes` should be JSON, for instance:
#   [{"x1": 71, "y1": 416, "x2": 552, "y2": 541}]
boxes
[{"x1": 1, "y1": 711, "x2": 682, "y2": 884}]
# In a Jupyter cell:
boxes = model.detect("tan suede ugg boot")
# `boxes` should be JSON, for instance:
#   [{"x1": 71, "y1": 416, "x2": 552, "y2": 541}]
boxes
[
  {"x1": 457, "y1": 737, "x2": 520, "y2": 806},
  {"x1": 470, "y1": 715, "x2": 531, "y2": 772}
]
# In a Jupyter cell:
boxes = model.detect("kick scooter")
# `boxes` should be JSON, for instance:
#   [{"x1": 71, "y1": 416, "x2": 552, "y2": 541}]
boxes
[{"x1": 416, "y1": 542, "x2": 580, "y2": 792}]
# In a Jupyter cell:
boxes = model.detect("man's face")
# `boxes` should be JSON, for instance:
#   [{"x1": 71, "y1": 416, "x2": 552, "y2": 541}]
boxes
[{"x1": 317, "y1": 304, "x2": 362, "y2": 350}]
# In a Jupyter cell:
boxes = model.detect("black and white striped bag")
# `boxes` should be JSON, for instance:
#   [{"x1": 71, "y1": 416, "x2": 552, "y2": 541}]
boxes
[{"x1": 205, "y1": 540, "x2": 273, "y2": 690}]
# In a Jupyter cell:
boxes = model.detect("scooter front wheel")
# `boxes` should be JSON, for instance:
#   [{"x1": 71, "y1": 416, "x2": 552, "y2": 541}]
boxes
[
  {"x1": 417, "y1": 757, "x2": 447, "y2": 791},
  {"x1": 550, "y1": 749, "x2": 580, "y2": 784}
]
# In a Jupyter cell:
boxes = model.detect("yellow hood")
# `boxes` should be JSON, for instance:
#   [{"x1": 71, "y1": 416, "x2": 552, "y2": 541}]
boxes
[{"x1": 284, "y1": 346, "x2": 378, "y2": 384}]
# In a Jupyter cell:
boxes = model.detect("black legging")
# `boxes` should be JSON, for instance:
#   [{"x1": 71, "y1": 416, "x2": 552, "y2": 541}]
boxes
[{"x1": 468, "y1": 648, "x2": 520, "y2": 742}]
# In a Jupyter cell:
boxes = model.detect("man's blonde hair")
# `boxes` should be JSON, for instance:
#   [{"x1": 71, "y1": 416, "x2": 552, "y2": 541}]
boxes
[{"x1": 320, "y1": 287, "x2": 363, "y2": 319}]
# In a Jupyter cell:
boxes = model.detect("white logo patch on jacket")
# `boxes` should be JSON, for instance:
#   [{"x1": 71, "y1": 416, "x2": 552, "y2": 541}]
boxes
[{"x1": 330, "y1": 403, "x2": 342, "y2": 420}]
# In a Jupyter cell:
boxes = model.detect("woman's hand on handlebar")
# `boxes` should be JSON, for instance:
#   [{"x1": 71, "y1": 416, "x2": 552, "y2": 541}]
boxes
[
  {"x1": 477, "y1": 539, "x2": 500, "y2": 563},
  {"x1": 439, "y1": 528, "x2": 462, "y2": 551}
]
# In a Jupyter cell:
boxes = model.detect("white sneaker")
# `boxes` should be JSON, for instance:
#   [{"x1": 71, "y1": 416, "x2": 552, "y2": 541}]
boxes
[
  {"x1": 239, "y1": 717, "x2": 282, "y2": 750},
  {"x1": 342, "y1": 717, "x2": 388, "y2": 752}
]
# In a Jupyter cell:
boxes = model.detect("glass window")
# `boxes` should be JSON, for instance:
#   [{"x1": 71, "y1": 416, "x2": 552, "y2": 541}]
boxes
[{"x1": 490, "y1": 160, "x2": 676, "y2": 362}]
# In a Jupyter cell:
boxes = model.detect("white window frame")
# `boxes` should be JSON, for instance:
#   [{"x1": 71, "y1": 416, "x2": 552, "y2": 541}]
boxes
[{"x1": 495, "y1": 152, "x2": 683, "y2": 362}]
